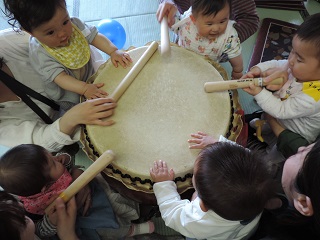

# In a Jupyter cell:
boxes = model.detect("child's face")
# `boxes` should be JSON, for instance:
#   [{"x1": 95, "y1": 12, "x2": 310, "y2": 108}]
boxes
[
  {"x1": 281, "y1": 145, "x2": 312, "y2": 207},
  {"x1": 30, "y1": 7, "x2": 73, "y2": 48},
  {"x1": 288, "y1": 36, "x2": 320, "y2": 82},
  {"x1": 192, "y1": 3, "x2": 230, "y2": 40},
  {"x1": 45, "y1": 152, "x2": 68, "y2": 182}
]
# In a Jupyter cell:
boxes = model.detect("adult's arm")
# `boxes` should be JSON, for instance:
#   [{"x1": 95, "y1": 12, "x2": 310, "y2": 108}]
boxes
[
  {"x1": 159, "y1": 0, "x2": 190, "y2": 14},
  {"x1": 0, "y1": 117, "x2": 78, "y2": 152},
  {"x1": 0, "y1": 98, "x2": 116, "y2": 152},
  {"x1": 265, "y1": 114, "x2": 309, "y2": 158},
  {"x1": 231, "y1": 0, "x2": 259, "y2": 42},
  {"x1": 277, "y1": 130, "x2": 310, "y2": 158}
]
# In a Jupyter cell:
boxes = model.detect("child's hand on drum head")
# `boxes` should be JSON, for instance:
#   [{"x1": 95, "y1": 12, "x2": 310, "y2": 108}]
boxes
[
  {"x1": 188, "y1": 131, "x2": 217, "y2": 149},
  {"x1": 83, "y1": 83, "x2": 108, "y2": 99},
  {"x1": 150, "y1": 160, "x2": 174, "y2": 182},
  {"x1": 110, "y1": 50, "x2": 132, "y2": 68}
]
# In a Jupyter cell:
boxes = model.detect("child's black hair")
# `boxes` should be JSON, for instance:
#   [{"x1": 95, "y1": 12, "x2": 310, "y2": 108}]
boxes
[{"x1": 3, "y1": 0, "x2": 66, "y2": 32}]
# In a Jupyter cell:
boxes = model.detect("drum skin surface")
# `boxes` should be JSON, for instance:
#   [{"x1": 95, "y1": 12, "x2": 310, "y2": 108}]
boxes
[{"x1": 81, "y1": 44, "x2": 241, "y2": 194}]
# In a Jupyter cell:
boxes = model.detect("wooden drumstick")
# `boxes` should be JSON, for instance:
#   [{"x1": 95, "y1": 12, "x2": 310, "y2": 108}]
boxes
[
  {"x1": 44, "y1": 150, "x2": 115, "y2": 214},
  {"x1": 110, "y1": 41, "x2": 159, "y2": 102},
  {"x1": 160, "y1": 16, "x2": 171, "y2": 56},
  {"x1": 204, "y1": 77, "x2": 284, "y2": 92}
]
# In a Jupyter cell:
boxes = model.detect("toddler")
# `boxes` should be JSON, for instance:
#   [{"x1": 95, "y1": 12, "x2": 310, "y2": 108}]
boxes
[
  {"x1": 0, "y1": 144, "x2": 154, "y2": 239},
  {"x1": 170, "y1": 0, "x2": 243, "y2": 79},
  {"x1": 243, "y1": 13, "x2": 320, "y2": 146},
  {"x1": 150, "y1": 134, "x2": 275, "y2": 240},
  {"x1": 3, "y1": 0, "x2": 132, "y2": 110}
]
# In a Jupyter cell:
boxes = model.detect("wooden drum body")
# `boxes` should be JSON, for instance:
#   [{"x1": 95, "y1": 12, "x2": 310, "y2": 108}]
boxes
[{"x1": 81, "y1": 44, "x2": 243, "y2": 203}]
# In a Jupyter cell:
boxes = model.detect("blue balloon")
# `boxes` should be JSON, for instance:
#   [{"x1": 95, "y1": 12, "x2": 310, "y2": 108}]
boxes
[{"x1": 97, "y1": 19, "x2": 126, "y2": 50}]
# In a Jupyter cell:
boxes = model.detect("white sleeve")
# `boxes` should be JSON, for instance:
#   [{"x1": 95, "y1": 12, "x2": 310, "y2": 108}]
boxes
[
  {"x1": 153, "y1": 181, "x2": 215, "y2": 239},
  {"x1": 254, "y1": 88, "x2": 317, "y2": 119},
  {"x1": 0, "y1": 118, "x2": 80, "y2": 152},
  {"x1": 153, "y1": 181, "x2": 199, "y2": 238},
  {"x1": 254, "y1": 59, "x2": 288, "y2": 72}
]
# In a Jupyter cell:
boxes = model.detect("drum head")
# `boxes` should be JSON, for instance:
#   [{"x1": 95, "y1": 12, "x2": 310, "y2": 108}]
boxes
[{"x1": 81, "y1": 44, "x2": 242, "y2": 193}]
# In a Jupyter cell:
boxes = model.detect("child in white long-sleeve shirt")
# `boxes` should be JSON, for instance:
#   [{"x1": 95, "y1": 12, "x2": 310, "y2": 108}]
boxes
[
  {"x1": 243, "y1": 13, "x2": 320, "y2": 145},
  {"x1": 150, "y1": 134, "x2": 275, "y2": 240}
]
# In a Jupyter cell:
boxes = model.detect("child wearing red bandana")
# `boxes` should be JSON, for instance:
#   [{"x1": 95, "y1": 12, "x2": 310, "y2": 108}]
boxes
[{"x1": 0, "y1": 144, "x2": 154, "y2": 239}]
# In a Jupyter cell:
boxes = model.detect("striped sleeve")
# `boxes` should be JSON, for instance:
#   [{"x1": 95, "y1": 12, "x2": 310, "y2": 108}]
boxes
[
  {"x1": 35, "y1": 214, "x2": 57, "y2": 238},
  {"x1": 231, "y1": 0, "x2": 260, "y2": 42},
  {"x1": 159, "y1": 0, "x2": 190, "y2": 14}
]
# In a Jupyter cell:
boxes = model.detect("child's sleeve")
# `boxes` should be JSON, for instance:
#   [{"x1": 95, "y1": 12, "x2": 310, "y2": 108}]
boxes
[
  {"x1": 29, "y1": 40, "x2": 65, "y2": 84},
  {"x1": 231, "y1": 0, "x2": 259, "y2": 42},
  {"x1": 35, "y1": 214, "x2": 57, "y2": 238},
  {"x1": 254, "y1": 60, "x2": 287, "y2": 72},
  {"x1": 71, "y1": 17, "x2": 98, "y2": 44},
  {"x1": 153, "y1": 181, "x2": 197, "y2": 238}
]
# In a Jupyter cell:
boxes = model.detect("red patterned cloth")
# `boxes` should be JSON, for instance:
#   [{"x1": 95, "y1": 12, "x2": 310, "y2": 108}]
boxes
[{"x1": 19, "y1": 168, "x2": 73, "y2": 215}]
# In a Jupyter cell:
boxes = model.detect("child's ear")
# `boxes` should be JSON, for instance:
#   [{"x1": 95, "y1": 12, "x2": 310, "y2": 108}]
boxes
[
  {"x1": 41, "y1": 186, "x2": 47, "y2": 193},
  {"x1": 190, "y1": 14, "x2": 196, "y2": 23},
  {"x1": 293, "y1": 194, "x2": 314, "y2": 217},
  {"x1": 199, "y1": 199, "x2": 209, "y2": 212}
]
